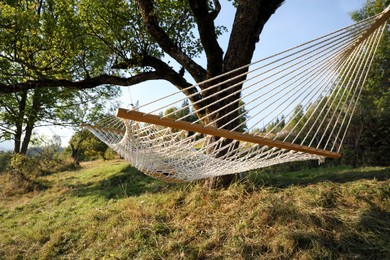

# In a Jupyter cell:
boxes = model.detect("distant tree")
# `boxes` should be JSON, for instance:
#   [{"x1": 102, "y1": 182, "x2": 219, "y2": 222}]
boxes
[
  {"x1": 164, "y1": 99, "x2": 198, "y2": 122},
  {"x1": 236, "y1": 100, "x2": 249, "y2": 133},
  {"x1": 344, "y1": 0, "x2": 390, "y2": 166},
  {"x1": 286, "y1": 105, "x2": 306, "y2": 132},
  {"x1": 67, "y1": 130, "x2": 111, "y2": 164}
]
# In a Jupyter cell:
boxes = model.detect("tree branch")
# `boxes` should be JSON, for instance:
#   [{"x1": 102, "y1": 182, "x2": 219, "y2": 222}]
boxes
[
  {"x1": 188, "y1": 0, "x2": 223, "y2": 78},
  {"x1": 210, "y1": 0, "x2": 221, "y2": 20},
  {"x1": 0, "y1": 73, "x2": 163, "y2": 94},
  {"x1": 114, "y1": 55, "x2": 203, "y2": 110},
  {"x1": 0, "y1": 125, "x2": 15, "y2": 136},
  {"x1": 136, "y1": 0, "x2": 207, "y2": 82},
  {"x1": 1, "y1": 54, "x2": 204, "y2": 111},
  {"x1": 224, "y1": 0, "x2": 284, "y2": 72}
]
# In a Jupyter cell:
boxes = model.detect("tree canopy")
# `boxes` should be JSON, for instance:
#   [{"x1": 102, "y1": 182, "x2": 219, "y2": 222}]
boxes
[
  {"x1": 0, "y1": 0, "x2": 284, "y2": 99},
  {"x1": 0, "y1": 0, "x2": 284, "y2": 185},
  {"x1": 0, "y1": 0, "x2": 122, "y2": 153}
]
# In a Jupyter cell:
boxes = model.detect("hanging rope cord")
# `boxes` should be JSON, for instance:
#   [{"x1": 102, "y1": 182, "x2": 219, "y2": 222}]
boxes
[
  {"x1": 124, "y1": 12, "x2": 384, "y2": 147},
  {"x1": 84, "y1": 8, "x2": 389, "y2": 182}
]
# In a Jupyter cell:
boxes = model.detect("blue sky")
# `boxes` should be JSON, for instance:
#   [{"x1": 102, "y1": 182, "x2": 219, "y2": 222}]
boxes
[
  {"x1": 0, "y1": 0, "x2": 366, "y2": 151},
  {"x1": 124, "y1": 0, "x2": 366, "y2": 110}
]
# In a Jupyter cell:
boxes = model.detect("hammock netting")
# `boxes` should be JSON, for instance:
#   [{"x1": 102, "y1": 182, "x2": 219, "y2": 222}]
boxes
[{"x1": 84, "y1": 7, "x2": 389, "y2": 182}]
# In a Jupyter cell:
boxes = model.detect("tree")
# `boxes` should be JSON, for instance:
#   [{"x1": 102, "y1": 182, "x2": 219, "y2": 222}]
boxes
[
  {"x1": 343, "y1": 0, "x2": 390, "y2": 166},
  {"x1": 67, "y1": 129, "x2": 111, "y2": 165},
  {"x1": 0, "y1": 0, "x2": 284, "y2": 186},
  {"x1": 164, "y1": 99, "x2": 200, "y2": 123},
  {"x1": 0, "y1": 0, "x2": 121, "y2": 154}
]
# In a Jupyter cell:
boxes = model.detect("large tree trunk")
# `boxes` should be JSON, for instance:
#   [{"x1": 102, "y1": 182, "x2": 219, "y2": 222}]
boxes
[
  {"x1": 203, "y1": 0, "x2": 284, "y2": 188},
  {"x1": 136, "y1": 0, "x2": 284, "y2": 187}
]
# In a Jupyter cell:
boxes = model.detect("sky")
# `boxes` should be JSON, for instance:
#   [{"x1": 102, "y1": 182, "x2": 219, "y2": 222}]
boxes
[
  {"x1": 0, "y1": 0, "x2": 366, "y2": 151},
  {"x1": 120, "y1": 0, "x2": 366, "y2": 113}
]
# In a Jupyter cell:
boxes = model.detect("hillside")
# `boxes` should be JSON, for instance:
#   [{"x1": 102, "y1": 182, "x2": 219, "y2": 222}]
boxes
[{"x1": 0, "y1": 160, "x2": 389, "y2": 259}]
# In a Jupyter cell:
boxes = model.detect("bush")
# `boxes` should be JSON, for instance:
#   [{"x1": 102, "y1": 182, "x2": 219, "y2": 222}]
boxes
[
  {"x1": 104, "y1": 147, "x2": 120, "y2": 160},
  {"x1": 10, "y1": 153, "x2": 41, "y2": 179},
  {"x1": 0, "y1": 151, "x2": 12, "y2": 173},
  {"x1": 0, "y1": 154, "x2": 44, "y2": 196},
  {"x1": 1, "y1": 145, "x2": 70, "y2": 195}
]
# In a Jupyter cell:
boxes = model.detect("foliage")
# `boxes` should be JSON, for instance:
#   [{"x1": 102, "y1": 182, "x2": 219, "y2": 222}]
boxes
[
  {"x1": 343, "y1": 0, "x2": 390, "y2": 166},
  {"x1": 265, "y1": 115, "x2": 286, "y2": 133},
  {"x1": 0, "y1": 135, "x2": 77, "y2": 195},
  {"x1": 0, "y1": 0, "x2": 121, "y2": 154},
  {"x1": 0, "y1": 159, "x2": 389, "y2": 259},
  {"x1": 0, "y1": 0, "x2": 210, "y2": 88},
  {"x1": 0, "y1": 150, "x2": 12, "y2": 173},
  {"x1": 2, "y1": 153, "x2": 44, "y2": 195},
  {"x1": 65, "y1": 129, "x2": 118, "y2": 163},
  {"x1": 164, "y1": 99, "x2": 199, "y2": 122}
]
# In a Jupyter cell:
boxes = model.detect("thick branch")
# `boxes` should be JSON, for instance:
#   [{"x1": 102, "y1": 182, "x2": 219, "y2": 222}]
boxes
[
  {"x1": 224, "y1": 0, "x2": 284, "y2": 72},
  {"x1": 1, "y1": 55, "x2": 204, "y2": 111},
  {"x1": 210, "y1": 0, "x2": 221, "y2": 20},
  {"x1": 114, "y1": 55, "x2": 203, "y2": 110},
  {"x1": 0, "y1": 125, "x2": 15, "y2": 136},
  {"x1": 136, "y1": 0, "x2": 207, "y2": 82},
  {"x1": 188, "y1": 0, "x2": 223, "y2": 78},
  {"x1": 0, "y1": 73, "x2": 163, "y2": 94}
]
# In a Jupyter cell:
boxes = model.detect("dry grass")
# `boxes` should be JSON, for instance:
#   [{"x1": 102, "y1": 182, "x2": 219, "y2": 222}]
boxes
[{"x1": 0, "y1": 160, "x2": 389, "y2": 259}]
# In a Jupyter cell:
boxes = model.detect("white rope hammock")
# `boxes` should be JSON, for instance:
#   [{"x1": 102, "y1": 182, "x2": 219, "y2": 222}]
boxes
[{"x1": 84, "y1": 7, "x2": 390, "y2": 182}]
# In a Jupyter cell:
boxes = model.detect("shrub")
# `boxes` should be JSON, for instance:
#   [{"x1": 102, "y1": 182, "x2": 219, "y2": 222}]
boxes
[
  {"x1": 0, "y1": 151, "x2": 12, "y2": 173},
  {"x1": 104, "y1": 147, "x2": 119, "y2": 160},
  {"x1": 0, "y1": 154, "x2": 44, "y2": 196},
  {"x1": 10, "y1": 153, "x2": 41, "y2": 180}
]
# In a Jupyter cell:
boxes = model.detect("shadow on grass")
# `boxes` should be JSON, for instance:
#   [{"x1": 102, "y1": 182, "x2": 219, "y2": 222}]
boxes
[
  {"x1": 246, "y1": 165, "x2": 390, "y2": 188},
  {"x1": 68, "y1": 161, "x2": 389, "y2": 200},
  {"x1": 338, "y1": 202, "x2": 390, "y2": 258},
  {"x1": 285, "y1": 200, "x2": 390, "y2": 259},
  {"x1": 70, "y1": 165, "x2": 183, "y2": 200}
]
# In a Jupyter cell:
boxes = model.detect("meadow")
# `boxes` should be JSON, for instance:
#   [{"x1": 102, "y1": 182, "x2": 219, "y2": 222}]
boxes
[{"x1": 0, "y1": 160, "x2": 389, "y2": 259}]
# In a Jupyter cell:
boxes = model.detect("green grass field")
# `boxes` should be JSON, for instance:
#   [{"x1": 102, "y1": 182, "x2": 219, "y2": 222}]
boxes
[{"x1": 0, "y1": 160, "x2": 389, "y2": 259}]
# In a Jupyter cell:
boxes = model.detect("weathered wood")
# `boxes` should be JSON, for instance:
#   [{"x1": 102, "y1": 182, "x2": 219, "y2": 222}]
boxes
[{"x1": 116, "y1": 108, "x2": 342, "y2": 159}]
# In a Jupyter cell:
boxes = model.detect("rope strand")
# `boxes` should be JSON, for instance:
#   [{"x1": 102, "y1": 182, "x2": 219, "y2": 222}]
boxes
[{"x1": 83, "y1": 9, "x2": 389, "y2": 182}]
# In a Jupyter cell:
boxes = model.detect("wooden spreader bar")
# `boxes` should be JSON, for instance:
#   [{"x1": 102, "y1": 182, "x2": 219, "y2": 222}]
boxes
[{"x1": 116, "y1": 108, "x2": 342, "y2": 159}]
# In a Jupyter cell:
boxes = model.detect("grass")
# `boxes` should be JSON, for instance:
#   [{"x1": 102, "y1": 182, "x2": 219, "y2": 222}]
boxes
[{"x1": 0, "y1": 159, "x2": 389, "y2": 259}]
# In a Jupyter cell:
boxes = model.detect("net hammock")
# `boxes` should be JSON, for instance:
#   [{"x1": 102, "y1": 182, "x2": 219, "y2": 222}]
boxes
[{"x1": 84, "y1": 7, "x2": 390, "y2": 182}]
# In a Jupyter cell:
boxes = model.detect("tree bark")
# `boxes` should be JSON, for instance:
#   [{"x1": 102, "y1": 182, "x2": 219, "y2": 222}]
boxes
[
  {"x1": 70, "y1": 143, "x2": 80, "y2": 165},
  {"x1": 21, "y1": 89, "x2": 42, "y2": 154},
  {"x1": 13, "y1": 91, "x2": 28, "y2": 154},
  {"x1": 203, "y1": 0, "x2": 284, "y2": 188}
]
